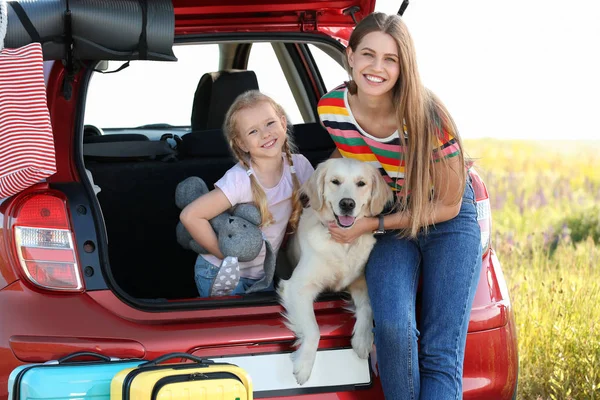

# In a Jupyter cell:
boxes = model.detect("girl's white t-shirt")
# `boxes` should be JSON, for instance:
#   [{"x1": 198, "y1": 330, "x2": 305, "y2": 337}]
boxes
[{"x1": 201, "y1": 153, "x2": 314, "y2": 279}]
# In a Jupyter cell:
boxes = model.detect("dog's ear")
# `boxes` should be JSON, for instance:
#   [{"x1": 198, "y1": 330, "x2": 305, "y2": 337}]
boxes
[
  {"x1": 301, "y1": 160, "x2": 329, "y2": 211},
  {"x1": 369, "y1": 167, "x2": 394, "y2": 216}
]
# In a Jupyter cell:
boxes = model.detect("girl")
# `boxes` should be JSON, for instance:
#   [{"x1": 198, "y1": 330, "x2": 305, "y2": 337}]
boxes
[
  {"x1": 181, "y1": 90, "x2": 314, "y2": 297},
  {"x1": 317, "y1": 12, "x2": 482, "y2": 400}
]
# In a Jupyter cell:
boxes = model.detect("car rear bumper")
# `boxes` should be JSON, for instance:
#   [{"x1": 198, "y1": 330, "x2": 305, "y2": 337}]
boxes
[
  {"x1": 0, "y1": 262, "x2": 518, "y2": 400},
  {"x1": 0, "y1": 280, "x2": 381, "y2": 399},
  {"x1": 463, "y1": 315, "x2": 519, "y2": 399}
]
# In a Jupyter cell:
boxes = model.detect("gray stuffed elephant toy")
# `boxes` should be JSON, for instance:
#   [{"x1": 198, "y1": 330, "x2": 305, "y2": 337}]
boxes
[{"x1": 175, "y1": 176, "x2": 276, "y2": 294}]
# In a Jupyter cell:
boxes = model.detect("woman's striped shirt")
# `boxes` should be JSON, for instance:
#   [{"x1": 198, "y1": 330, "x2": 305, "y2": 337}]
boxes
[{"x1": 317, "y1": 84, "x2": 460, "y2": 194}]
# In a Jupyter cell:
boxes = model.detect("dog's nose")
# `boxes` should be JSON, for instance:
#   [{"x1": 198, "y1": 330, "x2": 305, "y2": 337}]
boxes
[{"x1": 339, "y1": 198, "x2": 355, "y2": 213}]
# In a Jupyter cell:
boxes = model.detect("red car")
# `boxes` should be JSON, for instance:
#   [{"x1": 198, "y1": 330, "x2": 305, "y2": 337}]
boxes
[{"x1": 0, "y1": 0, "x2": 518, "y2": 398}]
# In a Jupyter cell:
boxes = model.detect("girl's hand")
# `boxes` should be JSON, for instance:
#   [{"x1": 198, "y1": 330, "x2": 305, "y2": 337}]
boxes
[{"x1": 328, "y1": 217, "x2": 377, "y2": 244}]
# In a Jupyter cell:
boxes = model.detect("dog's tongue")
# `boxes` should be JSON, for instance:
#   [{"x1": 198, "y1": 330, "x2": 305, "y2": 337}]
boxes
[{"x1": 338, "y1": 215, "x2": 356, "y2": 227}]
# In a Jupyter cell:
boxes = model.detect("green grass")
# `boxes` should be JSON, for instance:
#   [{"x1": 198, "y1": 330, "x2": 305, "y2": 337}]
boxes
[{"x1": 464, "y1": 139, "x2": 600, "y2": 399}]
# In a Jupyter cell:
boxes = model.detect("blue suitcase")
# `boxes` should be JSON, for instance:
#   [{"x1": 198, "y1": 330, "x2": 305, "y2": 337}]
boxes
[{"x1": 8, "y1": 351, "x2": 145, "y2": 400}]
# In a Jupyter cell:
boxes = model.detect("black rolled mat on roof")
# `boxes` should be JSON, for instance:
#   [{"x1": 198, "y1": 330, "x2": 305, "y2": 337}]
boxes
[{"x1": 4, "y1": 0, "x2": 176, "y2": 61}]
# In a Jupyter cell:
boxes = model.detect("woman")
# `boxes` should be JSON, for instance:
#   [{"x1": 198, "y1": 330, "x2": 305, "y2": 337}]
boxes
[{"x1": 317, "y1": 12, "x2": 482, "y2": 400}]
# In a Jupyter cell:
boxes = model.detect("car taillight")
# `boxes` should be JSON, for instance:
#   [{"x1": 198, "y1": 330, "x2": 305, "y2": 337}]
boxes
[
  {"x1": 469, "y1": 169, "x2": 492, "y2": 255},
  {"x1": 476, "y1": 197, "x2": 491, "y2": 254},
  {"x1": 11, "y1": 193, "x2": 83, "y2": 292}
]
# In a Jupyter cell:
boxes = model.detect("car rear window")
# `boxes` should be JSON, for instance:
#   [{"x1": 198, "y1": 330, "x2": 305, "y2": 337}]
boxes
[{"x1": 84, "y1": 44, "x2": 220, "y2": 130}]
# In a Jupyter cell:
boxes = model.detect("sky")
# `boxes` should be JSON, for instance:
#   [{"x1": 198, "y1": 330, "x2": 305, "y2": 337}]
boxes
[
  {"x1": 375, "y1": 0, "x2": 600, "y2": 141},
  {"x1": 84, "y1": 0, "x2": 600, "y2": 142}
]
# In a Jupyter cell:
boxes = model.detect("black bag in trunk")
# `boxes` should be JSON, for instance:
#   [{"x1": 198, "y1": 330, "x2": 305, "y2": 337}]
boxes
[{"x1": 4, "y1": 0, "x2": 176, "y2": 61}]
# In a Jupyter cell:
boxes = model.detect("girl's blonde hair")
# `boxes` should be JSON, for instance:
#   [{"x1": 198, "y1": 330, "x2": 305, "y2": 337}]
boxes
[
  {"x1": 346, "y1": 12, "x2": 466, "y2": 237},
  {"x1": 223, "y1": 90, "x2": 303, "y2": 232}
]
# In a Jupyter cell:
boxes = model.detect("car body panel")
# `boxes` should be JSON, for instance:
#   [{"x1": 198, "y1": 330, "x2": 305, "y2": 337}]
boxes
[
  {"x1": 0, "y1": 209, "x2": 18, "y2": 290},
  {"x1": 173, "y1": 0, "x2": 373, "y2": 44},
  {"x1": 0, "y1": 245, "x2": 516, "y2": 398}
]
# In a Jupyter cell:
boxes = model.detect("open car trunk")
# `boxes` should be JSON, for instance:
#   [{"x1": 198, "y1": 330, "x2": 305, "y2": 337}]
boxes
[
  {"x1": 80, "y1": 41, "x2": 339, "y2": 302},
  {"x1": 84, "y1": 122, "x2": 336, "y2": 302},
  {"x1": 3, "y1": 0, "x2": 377, "y2": 305}
]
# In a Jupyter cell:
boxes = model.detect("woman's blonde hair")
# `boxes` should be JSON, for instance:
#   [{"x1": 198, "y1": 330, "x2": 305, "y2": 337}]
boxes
[
  {"x1": 346, "y1": 12, "x2": 466, "y2": 237},
  {"x1": 223, "y1": 90, "x2": 303, "y2": 232}
]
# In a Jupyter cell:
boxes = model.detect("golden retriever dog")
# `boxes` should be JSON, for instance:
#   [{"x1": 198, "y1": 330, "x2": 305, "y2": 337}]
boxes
[{"x1": 277, "y1": 158, "x2": 394, "y2": 385}]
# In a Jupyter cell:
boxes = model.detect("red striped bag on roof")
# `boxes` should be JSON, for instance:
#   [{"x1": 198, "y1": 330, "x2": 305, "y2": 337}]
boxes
[{"x1": 0, "y1": 42, "x2": 57, "y2": 198}]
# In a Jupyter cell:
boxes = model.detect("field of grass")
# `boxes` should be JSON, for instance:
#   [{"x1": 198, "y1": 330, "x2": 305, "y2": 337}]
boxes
[{"x1": 464, "y1": 139, "x2": 600, "y2": 400}]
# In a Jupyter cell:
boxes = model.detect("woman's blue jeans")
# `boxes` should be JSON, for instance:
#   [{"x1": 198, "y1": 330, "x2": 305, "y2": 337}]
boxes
[{"x1": 365, "y1": 178, "x2": 482, "y2": 400}]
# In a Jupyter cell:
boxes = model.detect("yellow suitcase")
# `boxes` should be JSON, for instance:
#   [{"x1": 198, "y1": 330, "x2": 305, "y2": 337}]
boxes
[{"x1": 110, "y1": 353, "x2": 253, "y2": 400}]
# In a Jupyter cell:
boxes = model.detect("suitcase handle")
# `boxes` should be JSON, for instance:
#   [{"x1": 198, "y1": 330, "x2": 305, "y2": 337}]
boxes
[
  {"x1": 141, "y1": 352, "x2": 214, "y2": 367},
  {"x1": 56, "y1": 351, "x2": 117, "y2": 364}
]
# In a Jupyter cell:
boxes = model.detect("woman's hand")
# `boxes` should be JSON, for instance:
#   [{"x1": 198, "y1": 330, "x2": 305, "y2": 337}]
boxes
[{"x1": 328, "y1": 217, "x2": 377, "y2": 244}]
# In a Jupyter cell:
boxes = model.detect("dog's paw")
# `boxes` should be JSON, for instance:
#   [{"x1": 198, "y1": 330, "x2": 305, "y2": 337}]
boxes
[
  {"x1": 291, "y1": 348, "x2": 315, "y2": 385},
  {"x1": 351, "y1": 330, "x2": 374, "y2": 359}
]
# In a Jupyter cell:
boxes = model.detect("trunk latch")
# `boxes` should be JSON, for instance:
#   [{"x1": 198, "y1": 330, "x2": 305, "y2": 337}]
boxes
[
  {"x1": 343, "y1": 6, "x2": 361, "y2": 25},
  {"x1": 299, "y1": 10, "x2": 317, "y2": 32}
]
